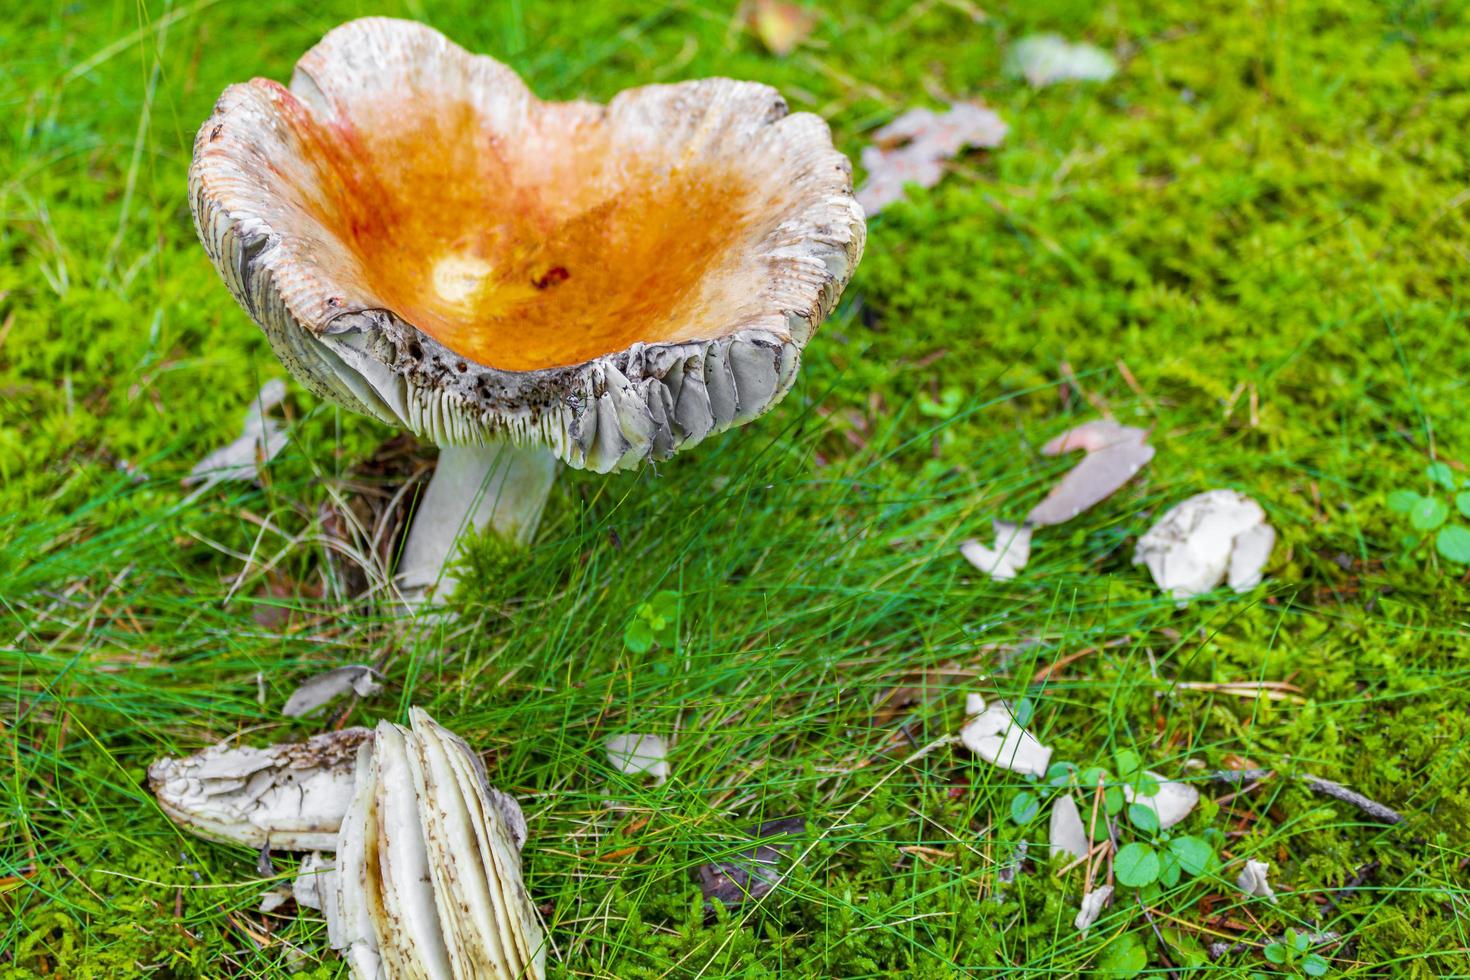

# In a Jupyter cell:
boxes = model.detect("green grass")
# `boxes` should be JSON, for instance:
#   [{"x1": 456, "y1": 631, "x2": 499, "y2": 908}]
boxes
[{"x1": 4, "y1": 0, "x2": 1470, "y2": 975}]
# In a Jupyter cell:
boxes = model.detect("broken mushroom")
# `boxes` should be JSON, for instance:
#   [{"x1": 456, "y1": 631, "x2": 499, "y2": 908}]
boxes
[
  {"x1": 148, "y1": 728, "x2": 371, "y2": 851},
  {"x1": 282, "y1": 664, "x2": 382, "y2": 718},
  {"x1": 604, "y1": 733, "x2": 671, "y2": 785},
  {"x1": 1122, "y1": 771, "x2": 1199, "y2": 829},
  {"x1": 190, "y1": 17, "x2": 865, "y2": 604},
  {"x1": 1235, "y1": 858, "x2": 1278, "y2": 902},
  {"x1": 1006, "y1": 35, "x2": 1118, "y2": 88},
  {"x1": 1049, "y1": 794, "x2": 1090, "y2": 861},
  {"x1": 857, "y1": 102, "x2": 1007, "y2": 213},
  {"x1": 1133, "y1": 489, "x2": 1276, "y2": 601},
  {"x1": 958, "y1": 696, "x2": 1053, "y2": 777},
  {"x1": 330, "y1": 708, "x2": 544, "y2": 979},
  {"x1": 1074, "y1": 884, "x2": 1113, "y2": 933},
  {"x1": 959, "y1": 520, "x2": 1031, "y2": 581}
]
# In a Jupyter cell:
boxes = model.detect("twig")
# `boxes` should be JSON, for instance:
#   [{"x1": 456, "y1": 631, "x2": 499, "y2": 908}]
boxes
[
  {"x1": 1105, "y1": 811, "x2": 1177, "y2": 979},
  {"x1": 1054, "y1": 839, "x2": 1109, "y2": 877},
  {"x1": 1207, "y1": 931, "x2": 1340, "y2": 961},
  {"x1": 1208, "y1": 769, "x2": 1401, "y2": 825},
  {"x1": 1083, "y1": 772, "x2": 1104, "y2": 894}
]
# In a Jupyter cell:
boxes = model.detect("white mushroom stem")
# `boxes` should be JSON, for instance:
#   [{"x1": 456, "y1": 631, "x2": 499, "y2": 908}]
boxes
[{"x1": 397, "y1": 442, "x2": 558, "y2": 602}]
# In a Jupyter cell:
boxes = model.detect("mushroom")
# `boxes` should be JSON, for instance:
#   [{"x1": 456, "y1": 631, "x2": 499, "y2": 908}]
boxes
[
  {"x1": 330, "y1": 708, "x2": 544, "y2": 979},
  {"x1": 1235, "y1": 858, "x2": 1277, "y2": 902},
  {"x1": 189, "y1": 18, "x2": 865, "y2": 604},
  {"x1": 958, "y1": 696, "x2": 1053, "y2": 777},
  {"x1": 604, "y1": 733, "x2": 671, "y2": 785},
  {"x1": 1048, "y1": 793, "x2": 1090, "y2": 861},
  {"x1": 148, "y1": 728, "x2": 371, "y2": 851},
  {"x1": 1073, "y1": 884, "x2": 1113, "y2": 934},
  {"x1": 1133, "y1": 489, "x2": 1275, "y2": 601},
  {"x1": 1122, "y1": 771, "x2": 1200, "y2": 829}
]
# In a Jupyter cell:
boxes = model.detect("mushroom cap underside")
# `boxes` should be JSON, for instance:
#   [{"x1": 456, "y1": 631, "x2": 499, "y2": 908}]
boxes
[{"x1": 191, "y1": 17, "x2": 865, "y2": 472}]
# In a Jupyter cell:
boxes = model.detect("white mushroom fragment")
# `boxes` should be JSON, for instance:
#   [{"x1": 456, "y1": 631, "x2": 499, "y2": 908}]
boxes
[
  {"x1": 1236, "y1": 859, "x2": 1277, "y2": 902},
  {"x1": 604, "y1": 734, "x2": 671, "y2": 785},
  {"x1": 282, "y1": 665, "x2": 382, "y2": 718},
  {"x1": 1122, "y1": 771, "x2": 1200, "y2": 829},
  {"x1": 1006, "y1": 35, "x2": 1118, "y2": 88},
  {"x1": 960, "y1": 520, "x2": 1032, "y2": 581},
  {"x1": 1133, "y1": 490, "x2": 1276, "y2": 601},
  {"x1": 330, "y1": 708, "x2": 544, "y2": 979},
  {"x1": 1049, "y1": 794, "x2": 1090, "y2": 861},
  {"x1": 148, "y1": 728, "x2": 371, "y2": 850},
  {"x1": 185, "y1": 379, "x2": 289, "y2": 489},
  {"x1": 1074, "y1": 884, "x2": 1113, "y2": 933},
  {"x1": 959, "y1": 697, "x2": 1053, "y2": 777},
  {"x1": 1026, "y1": 420, "x2": 1154, "y2": 527},
  {"x1": 189, "y1": 17, "x2": 865, "y2": 605}
]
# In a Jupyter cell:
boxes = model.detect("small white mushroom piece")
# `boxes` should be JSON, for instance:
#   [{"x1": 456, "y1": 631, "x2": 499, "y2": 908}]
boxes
[
  {"x1": 189, "y1": 17, "x2": 865, "y2": 608},
  {"x1": 1133, "y1": 490, "x2": 1276, "y2": 601},
  {"x1": 960, "y1": 520, "x2": 1032, "y2": 581},
  {"x1": 604, "y1": 734, "x2": 671, "y2": 785},
  {"x1": 282, "y1": 665, "x2": 382, "y2": 718},
  {"x1": 1236, "y1": 859, "x2": 1278, "y2": 902},
  {"x1": 1122, "y1": 772, "x2": 1200, "y2": 829},
  {"x1": 293, "y1": 851, "x2": 335, "y2": 911},
  {"x1": 329, "y1": 708, "x2": 545, "y2": 979},
  {"x1": 959, "y1": 697, "x2": 1053, "y2": 777},
  {"x1": 1049, "y1": 794, "x2": 1090, "y2": 861},
  {"x1": 148, "y1": 728, "x2": 371, "y2": 851},
  {"x1": 1074, "y1": 884, "x2": 1113, "y2": 933},
  {"x1": 1007, "y1": 34, "x2": 1118, "y2": 88}
]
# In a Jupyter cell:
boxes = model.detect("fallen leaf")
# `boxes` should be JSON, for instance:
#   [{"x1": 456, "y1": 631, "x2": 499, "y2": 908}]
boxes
[
  {"x1": 960, "y1": 520, "x2": 1032, "y2": 580},
  {"x1": 857, "y1": 102, "x2": 1007, "y2": 213},
  {"x1": 698, "y1": 817, "x2": 805, "y2": 911},
  {"x1": 1026, "y1": 420, "x2": 1154, "y2": 526},
  {"x1": 604, "y1": 734, "x2": 670, "y2": 785},
  {"x1": 1049, "y1": 794, "x2": 1090, "y2": 860},
  {"x1": 1236, "y1": 858, "x2": 1277, "y2": 902},
  {"x1": 1122, "y1": 771, "x2": 1199, "y2": 829},
  {"x1": 185, "y1": 379, "x2": 289, "y2": 489},
  {"x1": 749, "y1": 0, "x2": 816, "y2": 56},
  {"x1": 958, "y1": 696, "x2": 1053, "y2": 776},
  {"x1": 1133, "y1": 489, "x2": 1276, "y2": 601},
  {"x1": 1074, "y1": 884, "x2": 1113, "y2": 933},
  {"x1": 282, "y1": 665, "x2": 382, "y2": 718},
  {"x1": 1006, "y1": 34, "x2": 1117, "y2": 88}
]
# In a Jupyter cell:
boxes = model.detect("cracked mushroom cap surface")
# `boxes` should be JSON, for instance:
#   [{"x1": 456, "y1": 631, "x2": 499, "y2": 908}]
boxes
[{"x1": 190, "y1": 17, "x2": 865, "y2": 473}]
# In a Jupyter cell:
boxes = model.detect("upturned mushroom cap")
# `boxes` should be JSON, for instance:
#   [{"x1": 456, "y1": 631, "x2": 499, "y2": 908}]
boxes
[{"x1": 191, "y1": 18, "x2": 865, "y2": 473}]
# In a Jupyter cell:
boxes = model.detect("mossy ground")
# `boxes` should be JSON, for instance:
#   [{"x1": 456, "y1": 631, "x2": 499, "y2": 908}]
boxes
[{"x1": 4, "y1": 0, "x2": 1470, "y2": 976}]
